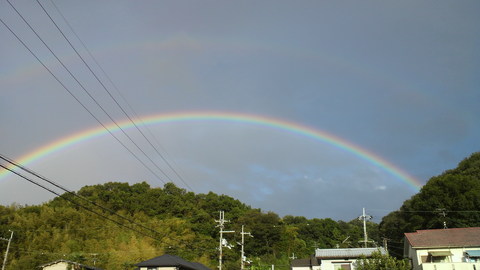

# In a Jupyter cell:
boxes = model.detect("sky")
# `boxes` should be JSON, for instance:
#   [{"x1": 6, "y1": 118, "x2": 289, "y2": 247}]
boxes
[{"x1": 1, "y1": 0, "x2": 479, "y2": 221}]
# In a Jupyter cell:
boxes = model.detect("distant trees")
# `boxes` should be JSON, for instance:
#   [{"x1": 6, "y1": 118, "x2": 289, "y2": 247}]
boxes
[
  {"x1": 2, "y1": 152, "x2": 478, "y2": 269},
  {"x1": 1, "y1": 181, "x2": 382, "y2": 269}
]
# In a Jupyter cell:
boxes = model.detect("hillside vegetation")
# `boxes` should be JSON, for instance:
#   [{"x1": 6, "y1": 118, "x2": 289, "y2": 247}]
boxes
[
  {"x1": 1, "y1": 152, "x2": 479, "y2": 269},
  {"x1": 379, "y1": 152, "x2": 480, "y2": 257},
  {"x1": 0, "y1": 182, "x2": 377, "y2": 269}
]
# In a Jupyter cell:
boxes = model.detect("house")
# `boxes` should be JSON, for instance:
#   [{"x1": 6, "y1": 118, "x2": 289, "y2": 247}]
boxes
[
  {"x1": 315, "y1": 247, "x2": 386, "y2": 270},
  {"x1": 292, "y1": 248, "x2": 386, "y2": 270},
  {"x1": 404, "y1": 227, "x2": 480, "y2": 270},
  {"x1": 291, "y1": 255, "x2": 320, "y2": 270},
  {"x1": 38, "y1": 259, "x2": 103, "y2": 270},
  {"x1": 136, "y1": 254, "x2": 212, "y2": 270}
]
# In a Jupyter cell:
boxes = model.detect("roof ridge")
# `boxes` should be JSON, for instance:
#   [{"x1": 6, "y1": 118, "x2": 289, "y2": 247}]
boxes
[{"x1": 411, "y1": 227, "x2": 480, "y2": 233}]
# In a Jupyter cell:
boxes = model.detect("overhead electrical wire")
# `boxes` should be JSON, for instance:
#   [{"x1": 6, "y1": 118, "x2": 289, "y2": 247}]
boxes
[
  {"x1": 0, "y1": 16, "x2": 168, "y2": 186},
  {"x1": 0, "y1": 162, "x2": 163, "y2": 242},
  {"x1": 0, "y1": 154, "x2": 165, "y2": 238},
  {"x1": 36, "y1": 0, "x2": 193, "y2": 192},
  {"x1": 3, "y1": 0, "x2": 178, "y2": 186},
  {"x1": 0, "y1": 153, "x2": 215, "y2": 254},
  {"x1": 46, "y1": 0, "x2": 180, "y2": 170}
]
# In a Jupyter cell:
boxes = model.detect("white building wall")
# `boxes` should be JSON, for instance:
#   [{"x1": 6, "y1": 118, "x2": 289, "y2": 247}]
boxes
[
  {"x1": 320, "y1": 259, "x2": 357, "y2": 270},
  {"x1": 292, "y1": 266, "x2": 321, "y2": 270},
  {"x1": 410, "y1": 247, "x2": 480, "y2": 270}
]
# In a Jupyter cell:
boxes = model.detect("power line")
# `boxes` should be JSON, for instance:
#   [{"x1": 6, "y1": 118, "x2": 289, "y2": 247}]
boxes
[
  {"x1": 6, "y1": 0, "x2": 174, "y2": 184},
  {"x1": 36, "y1": 0, "x2": 193, "y2": 192},
  {"x1": 0, "y1": 162, "x2": 163, "y2": 243},
  {"x1": 0, "y1": 16, "x2": 168, "y2": 185},
  {"x1": 0, "y1": 154, "x2": 164, "y2": 238},
  {"x1": 1, "y1": 3, "x2": 172, "y2": 186},
  {"x1": 34, "y1": 0, "x2": 193, "y2": 191}
]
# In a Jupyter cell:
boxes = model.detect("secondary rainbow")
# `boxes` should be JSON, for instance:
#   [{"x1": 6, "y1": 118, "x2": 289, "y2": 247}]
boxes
[{"x1": 0, "y1": 111, "x2": 422, "y2": 191}]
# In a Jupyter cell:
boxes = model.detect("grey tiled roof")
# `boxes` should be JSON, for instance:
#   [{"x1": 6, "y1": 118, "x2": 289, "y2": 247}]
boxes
[{"x1": 315, "y1": 248, "x2": 386, "y2": 259}]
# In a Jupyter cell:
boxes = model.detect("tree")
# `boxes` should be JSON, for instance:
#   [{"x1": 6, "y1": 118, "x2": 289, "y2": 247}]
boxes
[
  {"x1": 379, "y1": 152, "x2": 480, "y2": 256},
  {"x1": 354, "y1": 251, "x2": 410, "y2": 270}
]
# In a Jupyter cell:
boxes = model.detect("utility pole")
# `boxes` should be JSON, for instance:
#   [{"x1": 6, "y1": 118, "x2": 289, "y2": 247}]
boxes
[
  {"x1": 1, "y1": 230, "x2": 13, "y2": 270},
  {"x1": 358, "y1": 208, "x2": 372, "y2": 248},
  {"x1": 382, "y1": 238, "x2": 389, "y2": 255},
  {"x1": 437, "y1": 208, "x2": 447, "y2": 229},
  {"x1": 240, "y1": 225, "x2": 253, "y2": 270},
  {"x1": 90, "y1": 253, "x2": 98, "y2": 265},
  {"x1": 216, "y1": 211, "x2": 234, "y2": 270}
]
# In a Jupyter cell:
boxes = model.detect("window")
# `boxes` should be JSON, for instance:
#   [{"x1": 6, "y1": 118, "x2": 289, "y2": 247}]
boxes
[
  {"x1": 431, "y1": 256, "x2": 449, "y2": 263},
  {"x1": 426, "y1": 251, "x2": 452, "y2": 263},
  {"x1": 333, "y1": 263, "x2": 351, "y2": 270}
]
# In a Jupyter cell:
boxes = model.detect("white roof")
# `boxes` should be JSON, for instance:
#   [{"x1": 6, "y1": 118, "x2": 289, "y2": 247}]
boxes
[{"x1": 315, "y1": 248, "x2": 386, "y2": 259}]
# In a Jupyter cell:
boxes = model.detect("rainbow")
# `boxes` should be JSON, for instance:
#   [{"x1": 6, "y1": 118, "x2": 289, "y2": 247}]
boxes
[{"x1": 0, "y1": 111, "x2": 422, "y2": 191}]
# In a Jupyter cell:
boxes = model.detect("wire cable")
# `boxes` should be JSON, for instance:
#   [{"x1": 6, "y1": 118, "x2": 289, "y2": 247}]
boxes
[
  {"x1": 0, "y1": 154, "x2": 165, "y2": 238},
  {"x1": 37, "y1": 0, "x2": 193, "y2": 191},
  {"x1": 0, "y1": 17, "x2": 168, "y2": 186},
  {"x1": 2, "y1": 2, "x2": 172, "y2": 185},
  {"x1": 0, "y1": 162, "x2": 163, "y2": 242},
  {"x1": 6, "y1": 0, "x2": 173, "y2": 184}
]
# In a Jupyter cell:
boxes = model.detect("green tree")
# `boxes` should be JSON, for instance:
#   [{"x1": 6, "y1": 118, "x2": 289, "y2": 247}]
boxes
[
  {"x1": 379, "y1": 152, "x2": 480, "y2": 257},
  {"x1": 354, "y1": 251, "x2": 410, "y2": 270}
]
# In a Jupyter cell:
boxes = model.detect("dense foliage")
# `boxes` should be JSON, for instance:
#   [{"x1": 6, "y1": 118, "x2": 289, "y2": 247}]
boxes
[
  {"x1": 354, "y1": 251, "x2": 410, "y2": 270},
  {"x1": 379, "y1": 152, "x2": 480, "y2": 257},
  {"x1": 1, "y1": 151, "x2": 478, "y2": 269},
  {"x1": 0, "y1": 182, "x2": 377, "y2": 269}
]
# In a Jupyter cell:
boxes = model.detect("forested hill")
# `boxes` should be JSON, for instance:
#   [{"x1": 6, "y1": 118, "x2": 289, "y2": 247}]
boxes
[
  {"x1": 0, "y1": 182, "x2": 377, "y2": 269},
  {"x1": 1, "y1": 152, "x2": 479, "y2": 269},
  {"x1": 379, "y1": 152, "x2": 480, "y2": 257}
]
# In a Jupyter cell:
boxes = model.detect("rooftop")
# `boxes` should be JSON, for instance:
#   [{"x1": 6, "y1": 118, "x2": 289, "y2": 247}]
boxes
[
  {"x1": 405, "y1": 227, "x2": 480, "y2": 248},
  {"x1": 315, "y1": 248, "x2": 386, "y2": 259},
  {"x1": 136, "y1": 254, "x2": 211, "y2": 270}
]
